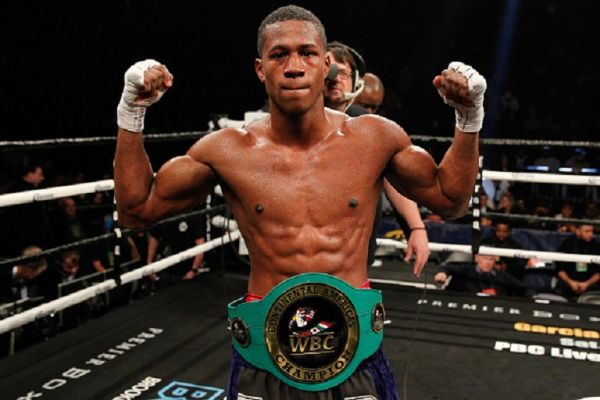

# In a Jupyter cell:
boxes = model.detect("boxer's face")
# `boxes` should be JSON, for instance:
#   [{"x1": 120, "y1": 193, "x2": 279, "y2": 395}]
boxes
[{"x1": 256, "y1": 20, "x2": 328, "y2": 115}]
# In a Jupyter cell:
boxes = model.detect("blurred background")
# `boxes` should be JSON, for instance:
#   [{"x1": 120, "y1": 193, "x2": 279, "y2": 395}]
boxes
[
  {"x1": 1, "y1": 0, "x2": 598, "y2": 140},
  {"x1": 3, "y1": 0, "x2": 599, "y2": 220}
]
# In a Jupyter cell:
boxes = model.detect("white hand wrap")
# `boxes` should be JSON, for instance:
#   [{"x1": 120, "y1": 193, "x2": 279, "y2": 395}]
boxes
[
  {"x1": 438, "y1": 61, "x2": 487, "y2": 133},
  {"x1": 116, "y1": 59, "x2": 165, "y2": 132}
]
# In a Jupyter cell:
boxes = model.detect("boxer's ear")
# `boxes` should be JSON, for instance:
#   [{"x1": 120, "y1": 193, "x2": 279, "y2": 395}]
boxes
[{"x1": 255, "y1": 58, "x2": 265, "y2": 83}]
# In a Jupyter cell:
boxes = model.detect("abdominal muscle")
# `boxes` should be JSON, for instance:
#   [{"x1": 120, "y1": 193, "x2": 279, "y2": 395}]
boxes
[{"x1": 243, "y1": 222, "x2": 371, "y2": 296}]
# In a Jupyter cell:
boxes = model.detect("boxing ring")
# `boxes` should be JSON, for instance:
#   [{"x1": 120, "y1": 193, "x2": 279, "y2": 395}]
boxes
[
  {"x1": 1, "y1": 133, "x2": 600, "y2": 399},
  {"x1": 1, "y1": 274, "x2": 599, "y2": 400}
]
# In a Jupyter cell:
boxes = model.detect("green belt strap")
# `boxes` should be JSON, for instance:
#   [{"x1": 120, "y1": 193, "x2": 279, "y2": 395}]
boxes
[{"x1": 227, "y1": 273, "x2": 385, "y2": 391}]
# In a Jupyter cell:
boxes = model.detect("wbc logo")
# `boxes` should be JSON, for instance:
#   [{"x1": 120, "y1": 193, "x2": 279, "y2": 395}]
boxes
[
  {"x1": 264, "y1": 283, "x2": 359, "y2": 383},
  {"x1": 288, "y1": 307, "x2": 335, "y2": 354}
]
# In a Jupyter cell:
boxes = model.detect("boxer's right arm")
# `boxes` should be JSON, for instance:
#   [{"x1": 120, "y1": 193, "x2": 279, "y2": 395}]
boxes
[{"x1": 114, "y1": 60, "x2": 217, "y2": 228}]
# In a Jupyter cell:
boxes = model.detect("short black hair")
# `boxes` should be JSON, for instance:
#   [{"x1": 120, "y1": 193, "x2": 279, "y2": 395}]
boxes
[{"x1": 257, "y1": 5, "x2": 327, "y2": 57}]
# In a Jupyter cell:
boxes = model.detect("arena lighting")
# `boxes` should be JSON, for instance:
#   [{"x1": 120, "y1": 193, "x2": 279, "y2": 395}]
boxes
[
  {"x1": 527, "y1": 165, "x2": 550, "y2": 172},
  {"x1": 558, "y1": 167, "x2": 600, "y2": 174},
  {"x1": 526, "y1": 166, "x2": 599, "y2": 174},
  {"x1": 483, "y1": 0, "x2": 521, "y2": 139}
]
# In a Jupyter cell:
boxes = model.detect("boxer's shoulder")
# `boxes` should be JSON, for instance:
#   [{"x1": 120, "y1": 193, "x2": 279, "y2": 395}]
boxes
[{"x1": 341, "y1": 112, "x2": 409, "y2": 148}]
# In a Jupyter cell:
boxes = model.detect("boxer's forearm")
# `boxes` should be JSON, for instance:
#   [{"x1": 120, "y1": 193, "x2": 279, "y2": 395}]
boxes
[
  {"x1": 114, "y1": 60, "x2": 173, "y2": 227},
  {"x1": 115, "y1": 128, "x2": 155, "y2": 224},
  {"x1": 433, "y1": 62, "x2": 485, "y2": 217},
  {"x1": 437, "y1": 129, "x2": 479, "y2": 216}
]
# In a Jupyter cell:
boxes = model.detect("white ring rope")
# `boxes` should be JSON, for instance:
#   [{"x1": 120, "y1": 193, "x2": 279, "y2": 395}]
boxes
[
  {"x1": 0, "y1": 180, "x2": 225, "y2": 209},
  {"x1": 1, "y1": 170, "x2": 596, "y2": 210},
  {"x1": 0, "y1": 230, "x2": 240, "y2": 335},
  {"x1": 0, "y1": 179, "x2": 114, "y2": 208},
  {"x1": 119, "y1": 229, "x2": 240, "y2": 285},
  {"x1": 483, "y1": 170, "x2": 600, "y2": 186},
  {"x1": 1, "y1": 165, "x2": 597, "y2": 333},
  {"x1": 377, "y1": 238, "x2": 600, "y2": 264}
]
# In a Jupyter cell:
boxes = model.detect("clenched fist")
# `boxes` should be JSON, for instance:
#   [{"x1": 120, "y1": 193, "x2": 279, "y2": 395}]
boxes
[
  {"x1": 117, "y1": 59, "x2": 174, "y2": 133},
  {"x1": 433, "y1": 61, "x2": 486, "y2": 133}
]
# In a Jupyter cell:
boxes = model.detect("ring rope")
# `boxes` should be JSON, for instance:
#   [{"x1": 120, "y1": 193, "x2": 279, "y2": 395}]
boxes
[
  {"x1": 0, "y1": 230, "x2": 240, "y2": 335},
  {"x1": 483, "y1": 170, "x2": 600, "y2": 185},
  {"x1": 2, "y1": 169, "x2": 595, "y2": 211},
  {"x1": 0, "y1": 180, "x2": 225, "y2": 209},
  {"x1": 5, "y1": 234, "x2": 587, "y2": 335},
  {"x1": 119, "y1": 230, "x2": 240, "y2": 285},
  {"x1": 483, "y1": 211, "x2": 600, "y2": 226},
  {"x1": 0, "y1": 204, "x2": 227, "y2": 270},
  {"x1": 3, "y1": 132, "x2": 600, "y2": 150},
  {"x1": 0, "y1": 233, "x2": 110, "y2": 271},
  {"x1": 1, "y1": 169, "x2": 596, "y2": 211},
  {"x1": 0, "y1": 179, "x2": 114, "y2": 208},
  {"x1": 0, "y1": 131, "x2": 208, "y2": 151},
  {"x1": 377, "y1": 238, "x2": 600, "y2": 264},
  {"x1": 410, "y1": 135, "x2": 600, "y2": 148}
]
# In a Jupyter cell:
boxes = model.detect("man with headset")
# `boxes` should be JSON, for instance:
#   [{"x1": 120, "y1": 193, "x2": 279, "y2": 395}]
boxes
[{"x1": 323, "y1": 41, "x2": 429, "y2": 276}]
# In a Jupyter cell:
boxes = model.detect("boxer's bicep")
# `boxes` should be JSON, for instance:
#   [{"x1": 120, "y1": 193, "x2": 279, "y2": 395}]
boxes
[
  {"x1": 146, "y1": 156, "x2": 217, "y2": 221},
  {"x1": 385, "y1": 145, "x2": 457, "y2": 216}
]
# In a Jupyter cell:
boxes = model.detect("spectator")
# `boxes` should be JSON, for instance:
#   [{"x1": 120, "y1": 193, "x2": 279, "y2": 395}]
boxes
[
  {"x1": 554, "y1": 224, "x2": 600, "y2": 301},
  {"x1": 434, "y1": 253, "x2": 527, "y2": 297},
  {"x1": 354, "y1": 72, "x2": 385, "y2": 114},
  {"x1": 0, "y1": 246, "x2": 47, "y2": 303},
  {"x1": 479, "y1": 193, "x2": 493, "y2": 227},
  {"x1": 39, "y1": 250, "x2": 81, "y2": 298},
  {"x1": 3, "y1": 163, "x2": 54, "y2": 256},
  {"x1": 534, "y1": 146, "x2": 561, "y2": 172},
  {"x1": 583, "y1": 200, "x2": 600, "y2": 220},
  {"x1": 530, "y1": 198, "x2": 552, "y2": 230},
  {"x1": 555, "y1": 200, "x2": 576, "y2": 233},
  {"x1": 481, "y1": 221, "x2": 527, "y2": 278},
  {"x1": 39, "y1": 250, "x2": 90, "y2": 330},
  {"x1": 493, "y1": 154, "x2": 512, "y2": 203},
  {"x1": 496, "y1": 193, "x2": 524, "y2": 217},
  {"x1": 55, "y1": 197, "x2": 109, "y2": 275},
  {"x1": 0, "y1": 246, "x2": 50, "y2": 356},
  {"x1": 147, "y1": 206, "x2": 208, "y2": 284},
  {"x1": 564, "y1": 147, "x2": 591, "y2": 173}
]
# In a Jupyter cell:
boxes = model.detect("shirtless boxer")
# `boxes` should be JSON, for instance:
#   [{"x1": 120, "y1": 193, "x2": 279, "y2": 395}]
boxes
[
  {"x1": 323, "y1": 45, "x2": 428, "y2": 275},
  {"x1": 114, "y1": 5, "x2": 486, "y2": 399}
]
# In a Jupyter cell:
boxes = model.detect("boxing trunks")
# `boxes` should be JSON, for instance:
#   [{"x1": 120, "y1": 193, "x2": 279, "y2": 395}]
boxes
[{"x1": 226, "y1": 273, "x2": 398, "y2": 399}]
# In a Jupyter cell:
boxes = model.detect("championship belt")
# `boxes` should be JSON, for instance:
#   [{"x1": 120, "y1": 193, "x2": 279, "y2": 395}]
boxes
[{"x1": 227, "y1": 273, "x2": 386, "y2": 391}]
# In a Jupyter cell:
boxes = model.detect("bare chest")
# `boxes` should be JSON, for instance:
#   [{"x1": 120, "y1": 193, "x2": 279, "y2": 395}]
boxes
[{"x1": 215, "y1": 138, "x2": 384, "y2": 224}]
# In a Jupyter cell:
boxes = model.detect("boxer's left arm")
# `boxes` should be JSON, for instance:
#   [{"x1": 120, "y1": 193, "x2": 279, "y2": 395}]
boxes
[
  {"x1": 115, "y1": 60, "x2": 218, "y2": 228},
  {"x1": 384, "y1": 62, "x2": 486, "y2": 219},
  {"x1": 116, "y1": 135, "x2": 217, "y2": 228}
]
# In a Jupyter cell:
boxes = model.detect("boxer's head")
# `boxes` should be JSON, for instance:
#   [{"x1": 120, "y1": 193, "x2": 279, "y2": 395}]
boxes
[
  {"x1": 257, "y1": 5, "x2": 326, "y2": 58},
  {"x1": 255, "y1": 5, "x2": 329, "y2": 115}
]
